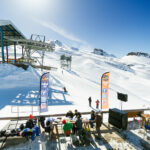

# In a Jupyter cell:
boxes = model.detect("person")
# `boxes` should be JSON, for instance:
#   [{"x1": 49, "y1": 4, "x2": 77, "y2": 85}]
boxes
[
  {"x1": 88, "y1": 97, "x2": 92, "y2": 107},
  {"x1": 25, "y1": 114, "x2": 34, "y2": 129},
  {"x1": 95, "y1": 112, "x2": 102, "y2": 139},
  {"x1": 62, "y1": 120, "x2": 73, "y2": 136},
  {"x1": 20, "y1": 127, "x2": 33, "y2": 140},
  {"x1": 66, "y1": 110, "x2": 74, "y2": 119},
  {"x1": 39, "y1": 116, "x2": 45, "y2": 128},
  {"x1": 89, "y1": 110, "x2": 95, "y2": 128},
  {"x1": 78, "y1": 128, "x2": 90, "y2": 146},
  {"x1": 63, "y1": 87, "x2": 67, "y2": 93},
  {"x1": 44, "y1": 118, "x2": 54, "y2": 133},
  {"x1": 74, "y1": 109, "x2": 81, "y2": 118},
  {"x1": 44, "y1": 117, "x2": 54, "y2": 139},
  {"x1": 20, "y1": 114, "x2": 39, "y2": 141},
  {"x1": 96, "y1": 99, "x2": 100, "y2": 109},
  {"x1": 73, "y1": 116, "x2": 82, "y2": 134}
]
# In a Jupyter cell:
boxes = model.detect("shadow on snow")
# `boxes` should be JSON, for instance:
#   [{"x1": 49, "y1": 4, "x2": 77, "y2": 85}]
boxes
[{"x1": 0, "y1": 87, "x2": 73, "y2": 109}]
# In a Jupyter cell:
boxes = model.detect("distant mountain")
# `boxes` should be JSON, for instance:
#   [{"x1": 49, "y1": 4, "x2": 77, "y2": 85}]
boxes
[
  {"x1": 49, "y1": 40, "x2": 80, "y2": 52},
  {"x1": 93, "y1": 48, "x2": 116, "y2": 57},
  {"x1": 71, "y1": 47, "x2": 79, "y2": 51},
  {"x1": 127, "y1": 52, "x2": 150, "y2": 58}
]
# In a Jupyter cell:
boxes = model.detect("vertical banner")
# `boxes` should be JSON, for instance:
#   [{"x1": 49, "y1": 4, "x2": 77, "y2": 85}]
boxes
[
  {"x1": 40, "y1": 72, "x2": 49, "y2": 113},
  {"x1": 101, "y1": 72, "x2": 110, "y2": 110}
]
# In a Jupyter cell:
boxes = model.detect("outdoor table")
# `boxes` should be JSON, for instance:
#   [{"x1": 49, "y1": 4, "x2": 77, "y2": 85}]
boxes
[
  {"x1": 141, "y1": 114, "x2": 150, "y2": 128},
  {"x1": 53, "y1": 121, "x2": 62, "y2": 139},
  {"x1": 52, "y1": 118, "x2": 90, "y2": 139},
  {"x1": 83, "y1": 120, "x2": 90, "y2": 129}
]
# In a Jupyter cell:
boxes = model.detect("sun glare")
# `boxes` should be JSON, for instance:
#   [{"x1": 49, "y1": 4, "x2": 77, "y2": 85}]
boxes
[{"x1": 17, "y1": 0, "x2": 49, "y2": 12}]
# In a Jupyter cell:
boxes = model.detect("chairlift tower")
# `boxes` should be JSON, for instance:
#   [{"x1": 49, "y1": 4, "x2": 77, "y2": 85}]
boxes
[
  {"x1": 0, "y1": 20, "x2": 54, "y2": 69},
  {"x1": 23, "y1": 34, "x2": 53, "y2": 68},
  {"x1": 4, "y1": 34, "x2": 54, "y2": 68},
  {"x1": 60, "y1": 54, "x2": 72, "y2": 70}
]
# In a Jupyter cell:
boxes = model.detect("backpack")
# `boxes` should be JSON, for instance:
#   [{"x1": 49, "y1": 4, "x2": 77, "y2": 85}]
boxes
[
  {"x1": 20, "y1": 124, "x2": 25, "y2": 130},
  {"x1": 26, "y1": 120, "x2": 34, "y2": 129}
]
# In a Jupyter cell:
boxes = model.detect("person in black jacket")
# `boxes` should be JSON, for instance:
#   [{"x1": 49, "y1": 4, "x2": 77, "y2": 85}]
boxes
[
  {"x1": 74, "y1": 109, "x2": 81, "y2": 118},
  {"x1": 73, "y1": 116, "x2": 83, "y2": 134},
  {"x1": 66, "y1": 110, "x2": 74, "y2": 119},
  {"x1": 88, "y1": 97, "x2": 92, "y2": 107},
  {"x1": 25, "y1": 114, "x2": 34, "y2": 129},
  {"x1": 95, "y1": 112, "x2": 102, "y2": 138},
  {"x1": 89, "y1": 110, "x2": 95, "y2": 128}
]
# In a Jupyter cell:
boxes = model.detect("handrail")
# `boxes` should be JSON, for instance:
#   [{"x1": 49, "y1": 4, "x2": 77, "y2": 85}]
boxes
[{"x1": 0, "y1": 108, "x2": 149, "y2": 121}]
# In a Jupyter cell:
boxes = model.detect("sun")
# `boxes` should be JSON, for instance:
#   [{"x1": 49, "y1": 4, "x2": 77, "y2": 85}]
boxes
[{"x1": 17, "y1": 0, "x2": 49, "y2": 12}]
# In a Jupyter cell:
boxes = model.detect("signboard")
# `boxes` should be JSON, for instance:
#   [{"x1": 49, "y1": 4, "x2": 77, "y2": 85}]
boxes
[
  {"x1": 40, "y1": 72, "x2": 49, "y2": 113},
  {"x1": 101, "y1": 72, "x2": 110, "y2": 110}
]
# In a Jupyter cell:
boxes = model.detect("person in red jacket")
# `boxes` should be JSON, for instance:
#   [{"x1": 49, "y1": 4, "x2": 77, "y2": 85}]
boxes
[{"x1": 96, "y1": 99, "x2": 99, "y2": 109}]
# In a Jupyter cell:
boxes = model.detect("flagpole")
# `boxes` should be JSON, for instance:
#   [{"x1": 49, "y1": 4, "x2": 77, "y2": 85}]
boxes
[
  {"x1": 101, "y1": 74, "x2": 103, "y2": 110},
  {"x1": 38, "y1": 75, "x2": 42, "y2": 132},
  {"x1": 101, "y1": 72, "x2": 110, "y2": 110}
]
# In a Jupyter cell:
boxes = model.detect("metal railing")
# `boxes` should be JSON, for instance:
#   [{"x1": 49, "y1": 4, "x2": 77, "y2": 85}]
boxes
[{"x1": 0, "y1": 108, "x2": 149, "y2": 121}]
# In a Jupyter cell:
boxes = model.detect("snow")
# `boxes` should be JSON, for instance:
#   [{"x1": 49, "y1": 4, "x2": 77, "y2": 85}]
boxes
[{"x1": 0, "y1": 41, "x2": 150, "y2": 149}]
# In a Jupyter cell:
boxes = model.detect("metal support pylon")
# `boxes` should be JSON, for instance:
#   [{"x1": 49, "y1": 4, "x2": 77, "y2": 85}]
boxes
[{"x1": 0, "y1": 26, "x2": 5, "y2": 62}]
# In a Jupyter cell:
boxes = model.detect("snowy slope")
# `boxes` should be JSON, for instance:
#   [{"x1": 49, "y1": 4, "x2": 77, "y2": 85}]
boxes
[
  {"x1": 1, "y1": 43, "x2": 150, "y2": 150},
  {"x1": 0, "y1": 42, "x2": 150, "y2": 119},
  {"x1": 45, "y1": 46, "x2": 150, "y2": 112}
]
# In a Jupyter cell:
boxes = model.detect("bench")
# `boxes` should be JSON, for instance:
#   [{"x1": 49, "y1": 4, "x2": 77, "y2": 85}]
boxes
[{"x1": 127, "y1": 111, "x2": 143, "y2": 119}]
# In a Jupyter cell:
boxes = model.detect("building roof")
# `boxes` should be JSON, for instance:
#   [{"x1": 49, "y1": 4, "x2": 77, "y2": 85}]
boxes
[{"x1": 0, "y1": 20, "x2": 26, "y2": 47}]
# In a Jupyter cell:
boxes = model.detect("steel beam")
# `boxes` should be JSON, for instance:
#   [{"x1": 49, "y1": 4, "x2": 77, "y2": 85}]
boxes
[
  {"x1": 22, "y1": 46, "x2": 24, "y2": 58},
  {"x1": 14, "y1": 42, "x2": 16, "y2": 62},
  {"x1": 0, "y1": 26, "x2": 5, "y2": 62},
  {"x1": 6, "y1": 43, "x2": 8, "y2": 63}
]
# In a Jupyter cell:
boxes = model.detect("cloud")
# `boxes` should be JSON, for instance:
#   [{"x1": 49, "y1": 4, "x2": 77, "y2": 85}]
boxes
[
  {"x1": 33, "y1": 18, "x2": 86, "y2": 44},
  {"x1": 33, "y1": 18, "x2": 93, "y2": 51}
]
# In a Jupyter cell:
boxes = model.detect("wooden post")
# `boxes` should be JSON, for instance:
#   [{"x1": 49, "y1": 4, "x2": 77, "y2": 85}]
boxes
[
  {"x1": 38, "y1": 117, "x2": 41, "y2": 133},
  {"x1": 55, "y1": 124, "x2": 59, "y2": 139}
]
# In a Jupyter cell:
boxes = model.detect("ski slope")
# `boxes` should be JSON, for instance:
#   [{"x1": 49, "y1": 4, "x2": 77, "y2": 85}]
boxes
[
  {"x1": 0, "y1": 41, "x2": 150, "y2": 150},
  {"x1": 0, "y1": 41, "x2": 150, "y2": 118}
]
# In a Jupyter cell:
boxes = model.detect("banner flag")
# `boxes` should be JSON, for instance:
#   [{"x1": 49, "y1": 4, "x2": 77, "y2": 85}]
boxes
[
  {"x1": 101, "y1": 72, "x2": 110, "y2": 110},
  {"x1": 40, "y1": 72, "x2": 49, "y2": 113}
]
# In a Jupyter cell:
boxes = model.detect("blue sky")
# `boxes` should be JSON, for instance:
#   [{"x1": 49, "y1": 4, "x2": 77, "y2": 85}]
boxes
[{"x1": 0, "y1": 0, "x2": 150, "y2": 57}]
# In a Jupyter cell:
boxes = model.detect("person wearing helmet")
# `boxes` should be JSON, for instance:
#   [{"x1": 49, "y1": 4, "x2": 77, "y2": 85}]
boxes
[
  {"x1": 25, "y1": 114, "x2": 34, "y2": 129},
  {"x1": 21, "y1": 114, "x2": 39, "y2": 141}
]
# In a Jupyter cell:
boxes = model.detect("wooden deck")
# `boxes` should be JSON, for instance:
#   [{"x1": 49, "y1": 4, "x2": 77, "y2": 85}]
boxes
[{"x1": 1, "y1": 121, "x2": 150, "y2": 150}]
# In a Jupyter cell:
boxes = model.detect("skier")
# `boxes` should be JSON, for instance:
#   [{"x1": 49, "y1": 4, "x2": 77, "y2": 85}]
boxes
[
  {"x1": 63, "y1": 87, "x2": 67, "y2": 93},
  {"x1": 96, "y1": 99, "x2": 100, "y2": 109},
  {"x1": 88, "y1": 97, "x2": 92, "y2": 107}
]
